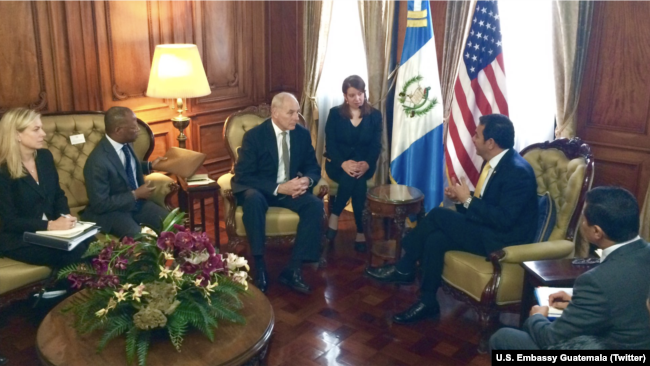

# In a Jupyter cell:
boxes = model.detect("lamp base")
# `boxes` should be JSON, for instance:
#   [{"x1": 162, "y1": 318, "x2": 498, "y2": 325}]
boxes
[{"x1": 172, "y1": 115, "x2": 190, "y2": 149}]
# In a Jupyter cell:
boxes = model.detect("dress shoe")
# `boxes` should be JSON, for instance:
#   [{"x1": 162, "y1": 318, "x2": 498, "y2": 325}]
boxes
[
  {"x1": 364, "y1": 264, "x2": 415, "y2": 284},
  {"x1": 354, "y1": 240, "x2": 367, "y2": 253},
  {"x1": 254, "y1": 269, "x2": 268, "y2": 293},
  {"x1": 393, "y1": 301, "x2": 440, "y2": 324},
  {"x1": 278, "y1": 269, "x2": 312, "y2": 295}
]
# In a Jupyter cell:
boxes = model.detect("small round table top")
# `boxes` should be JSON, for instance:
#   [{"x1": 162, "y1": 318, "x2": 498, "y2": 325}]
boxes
[
  {"x1": 36, "y1": 286, "x2": 273, "y2": 366},
  {"x1": 367, "y1": 184, "x2": 424, "y2": 204}
]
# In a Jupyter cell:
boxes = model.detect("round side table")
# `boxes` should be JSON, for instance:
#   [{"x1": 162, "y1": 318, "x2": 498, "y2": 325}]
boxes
[
  {"x1": 36, "y1": 286, "x2": 273, "y2": 366},
  {"x1": 363, "y1": 184, "x2": 424, "y2": 265}
]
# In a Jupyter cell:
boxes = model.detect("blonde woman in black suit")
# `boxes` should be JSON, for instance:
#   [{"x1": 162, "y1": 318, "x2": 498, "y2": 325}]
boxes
[
  {"x1": 324, "y1": 75, "x2": 382, "y2": 252},
  {"x1": 0, "y1": 108, "x2": 87, "y2": 268}
]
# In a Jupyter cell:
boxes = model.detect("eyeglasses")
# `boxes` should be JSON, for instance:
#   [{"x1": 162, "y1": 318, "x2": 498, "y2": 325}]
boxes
[{"x1": 571, "y1": 258, "x2": 600, "y2": 265}]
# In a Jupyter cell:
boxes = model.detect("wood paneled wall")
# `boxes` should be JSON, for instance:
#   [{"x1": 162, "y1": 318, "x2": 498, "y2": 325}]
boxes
[
  {"x1": 0, "y1": 1, "x2": 302, "y2": 178},
  {"x1": 577, "y1": 1, "x2": 650, "y2": 203}
]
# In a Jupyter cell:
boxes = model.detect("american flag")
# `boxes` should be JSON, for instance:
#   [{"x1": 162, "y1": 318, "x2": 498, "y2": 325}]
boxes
[{"x1": 445, "y1": 0, "x2": 508, "y2": 188}]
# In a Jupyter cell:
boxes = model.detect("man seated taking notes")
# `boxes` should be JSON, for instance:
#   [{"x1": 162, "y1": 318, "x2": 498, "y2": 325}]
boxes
[{"x1": 490, "y1": 186, "x2": 650, "y2": 350}]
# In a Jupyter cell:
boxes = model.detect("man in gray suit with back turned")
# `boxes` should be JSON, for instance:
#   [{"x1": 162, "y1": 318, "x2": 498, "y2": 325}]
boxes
[
  {"x1": 490, "y1": 186, "x2": 650, "y2": 350},
  {"x1": 82, "y1": 106, "x2": 169, "y2": 238}
]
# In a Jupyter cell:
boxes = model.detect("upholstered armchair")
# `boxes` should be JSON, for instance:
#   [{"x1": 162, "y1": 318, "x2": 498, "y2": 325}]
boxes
[
  {"x1": 440, "y1": 138, "x2": 594, "y2": 351},
  {"x1": 0, "y1": 112, "x2": 177, "y2": 309},
  {"x1": 217, "y1": 104, "x2": 329, "y2": 257}
]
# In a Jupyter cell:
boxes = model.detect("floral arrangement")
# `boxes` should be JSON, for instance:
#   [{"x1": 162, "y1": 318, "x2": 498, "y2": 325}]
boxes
[{"x1": 58, "y1": 209, "x2": 250, "y2": 366}]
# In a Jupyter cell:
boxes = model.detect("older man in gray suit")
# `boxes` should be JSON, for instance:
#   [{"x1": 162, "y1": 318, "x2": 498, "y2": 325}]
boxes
[
  {"x1": 82, "y1": 107, "x2": 169, "y2": 238},
  {"x1": 490, "y1": 186, "x2": 650, "y2": 350}
]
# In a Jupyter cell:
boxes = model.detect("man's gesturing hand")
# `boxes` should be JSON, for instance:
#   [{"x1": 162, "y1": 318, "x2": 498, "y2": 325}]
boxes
[{"x1": 134, "y1": 180, "x2": 155, "y2": 200}]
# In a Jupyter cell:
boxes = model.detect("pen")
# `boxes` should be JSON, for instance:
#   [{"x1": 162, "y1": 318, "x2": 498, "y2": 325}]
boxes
[{"x1": 61, "y1": 214, "x2": 78, "y2": 223}]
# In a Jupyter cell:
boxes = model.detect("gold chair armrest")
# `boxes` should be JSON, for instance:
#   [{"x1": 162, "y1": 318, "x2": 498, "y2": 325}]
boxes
[
  {"x1": 313, "y1": 178, "x2": 329, "y2": 198},
  {"x1": 498, "y1": 240, "x2": 575, "y2": 264},
  {"x1": 217, "y1": 173, "x2": 234, "y2": 194},
  {"x1": 145, "y1": 173, "x2": 178, "y2": 210}
]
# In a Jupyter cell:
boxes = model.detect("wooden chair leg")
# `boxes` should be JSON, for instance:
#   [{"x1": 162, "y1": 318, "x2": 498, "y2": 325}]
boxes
[
  {"x1": 478, "y1": 308, "x2": 500, "y2": 354},
  {"x1": 319, "y1": 210, "x2": 329, "y2": 268}
]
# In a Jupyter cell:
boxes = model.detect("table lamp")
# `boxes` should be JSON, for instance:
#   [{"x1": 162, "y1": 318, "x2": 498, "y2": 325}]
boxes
[{"x1": 146, "y1": 44, "x2": 211, "y2": 148}]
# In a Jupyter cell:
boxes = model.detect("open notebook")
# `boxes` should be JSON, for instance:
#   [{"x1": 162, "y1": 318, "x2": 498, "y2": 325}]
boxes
[
  {"x1": 25, "y1": 222, "x2": 99, "y2": 251},
  {"x1": 36, "y1": 221, "x2": 96, "y2": 238},
  {"x1": 535, "y1": 286, "x2": 574, "y2": 319}
]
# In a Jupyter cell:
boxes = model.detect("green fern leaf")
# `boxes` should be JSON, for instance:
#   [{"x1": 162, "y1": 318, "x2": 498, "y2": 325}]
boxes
[
  {"x1": 97, "y1": 314, "x2": 132, "y2": 351},
  {"x1": 136, "y1": 331, "x2": 151, "y2": 366},
  {"x1": 125, "y1": 327, "x2": 139, "y2": 365},
  {"x1": 166, "y1": 314, "x2": 188, "y2": 351}
]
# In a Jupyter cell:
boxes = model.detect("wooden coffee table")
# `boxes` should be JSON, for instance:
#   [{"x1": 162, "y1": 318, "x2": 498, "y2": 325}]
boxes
[
  {"x1": 520, "y1": 258, "x2": 598, "y2": 326},
  {"x1": 36, "y1": 286, "x2": 273, "y2": 366}
]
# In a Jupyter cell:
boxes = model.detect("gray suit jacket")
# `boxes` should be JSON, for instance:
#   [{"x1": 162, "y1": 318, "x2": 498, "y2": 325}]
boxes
[
  {"x1": 525, "y1": 239, "x2": 650, "y2": 349},
  {"x1": 82, "y1": 136, "x2": 151, "y2": 232}
]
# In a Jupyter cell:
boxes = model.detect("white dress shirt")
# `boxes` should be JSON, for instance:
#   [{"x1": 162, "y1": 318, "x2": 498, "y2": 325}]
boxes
[
  {"x1": 478, "y1": 148, "x2": 509, "y2": 197},
  {"x1": 271, "y1": 121, "x2": 290, "y2": 195},
  {"x1": 601, "y1": 235, "x2": 641, "y2": 262}
]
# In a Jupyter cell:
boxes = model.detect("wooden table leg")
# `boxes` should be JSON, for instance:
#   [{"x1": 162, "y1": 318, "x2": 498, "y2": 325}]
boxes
[
  {"x1": 520, "y1": 270, "x2": 536, "y2": 327},
  {"x1": 213, "y1": 191, "x2": 220, "y2": 246},
  {"x1": 363, "y1": 202, "x2": 373, "y2": 267},
  {"x1": 199, "y1": 198, "x2": 206, "y2": 232},
  {"x1": 188, "y1": 193, "x2": 196, "y2": 232},
  {"x1": 393, "y1": 206, "x2": 409, "y2": 261}
]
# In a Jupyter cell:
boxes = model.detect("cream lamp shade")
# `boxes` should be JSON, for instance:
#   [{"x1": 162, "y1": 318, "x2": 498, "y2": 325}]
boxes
[
  {"x1": 146, "y1": 44, "x2": 210, "y2": 148},
  {"x1": 146, "y1": 44, "x2": 211, "y2": 98}
]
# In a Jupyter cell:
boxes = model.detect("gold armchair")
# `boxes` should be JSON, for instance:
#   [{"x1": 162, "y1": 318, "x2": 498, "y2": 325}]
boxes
[
  {"x1": 0, "y1": 112, "x2": 177, "y2": 309},
  {"x1": 217, "y1": 105, "x2": 329, "y2": 256},
  {"x1": 440, "y1": 138, "x2": 594, "y2": 350}
]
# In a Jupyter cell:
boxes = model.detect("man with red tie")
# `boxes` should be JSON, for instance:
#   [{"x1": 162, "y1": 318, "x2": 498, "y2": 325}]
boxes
[{"x1": 366, "y1": 114, "x2": 538, "y2": 324}]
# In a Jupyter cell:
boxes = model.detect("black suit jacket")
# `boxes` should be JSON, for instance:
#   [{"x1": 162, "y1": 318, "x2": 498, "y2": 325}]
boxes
[
  {"x1": 324, "y1": 106, "x2": 382, "y2": 178},
  {"x1": 82, "y1": 136, "x2": 151, "y2": 228},
  {"x1": 456, "y1": 149, "x2": 538, "y2": 253},
  {"x1": 525, "y1": 239, "x2": 650, "y2": 349},
  {"x1": 231, "y1": 119, "x2": 321, "y2": 196},
  {"x1": 0, "y1": 149, "x2": 70, "y2": 252}
]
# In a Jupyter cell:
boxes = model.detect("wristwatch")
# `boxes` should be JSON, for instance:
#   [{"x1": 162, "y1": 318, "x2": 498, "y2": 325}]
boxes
[{"x1": 463, "y1": 197, "x2": 473, "y2": 209}]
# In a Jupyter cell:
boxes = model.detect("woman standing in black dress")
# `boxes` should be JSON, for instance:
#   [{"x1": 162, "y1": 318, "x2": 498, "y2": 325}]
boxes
[
  {"x1": 324, "y1": 75, "x2": 382, "y2": 252},
  {"x1": 0, "y1": 108, "x2": 87, "y2": 268}
]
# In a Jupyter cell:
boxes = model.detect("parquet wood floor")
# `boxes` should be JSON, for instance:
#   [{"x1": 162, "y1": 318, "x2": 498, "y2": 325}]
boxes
[{"x1": 0, "y1": 197, "x2": 517, "y2": 365}]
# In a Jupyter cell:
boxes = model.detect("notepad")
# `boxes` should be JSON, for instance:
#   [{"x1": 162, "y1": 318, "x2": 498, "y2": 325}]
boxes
[
  {"x1": 24, "y1": 226, "x2": 99, "y2": 251},
  {"x1": 35, "y1": 221, "x2": 96, "y2": 238},
  {"x1": 187, "y1": 177, "x2": 216, "y2": 186},
  {"x1": 535, "y1": 286, "x2": 574, "y2": 318}
]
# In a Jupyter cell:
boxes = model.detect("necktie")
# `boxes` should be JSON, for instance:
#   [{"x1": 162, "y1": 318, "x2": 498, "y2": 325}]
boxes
[
  {"x1": 121, "y1": 145, "x2": 138, "y2": 191},
  {"x1": 473, "y1": 162, "x2": 491, "y2": 198},
  {"x1": 281, "y1": 132, "x2": 290, "y2": 182}
]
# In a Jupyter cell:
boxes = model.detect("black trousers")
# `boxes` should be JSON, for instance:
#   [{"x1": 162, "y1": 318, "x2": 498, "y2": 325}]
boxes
[
  {"x1": 326, "y1": 164, "x2": 369, "y2": 233},
  {"x1": 397, "y1": 207, "x2": 488, "y2": 306},
  {"x1": 236, "y1": 189, "x2": 323, "y2": 264},
  {"x1": 1, "y1": 234, "x2": 90, "y2": 269}
]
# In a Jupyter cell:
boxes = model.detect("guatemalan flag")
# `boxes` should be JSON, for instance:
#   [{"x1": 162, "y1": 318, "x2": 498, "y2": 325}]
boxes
[{"x1": 390, "y1": 0, "x2": 444, "y2": 212}]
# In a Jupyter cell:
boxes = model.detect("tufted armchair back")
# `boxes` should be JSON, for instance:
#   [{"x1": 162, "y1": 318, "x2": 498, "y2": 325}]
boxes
[
  {"x1": 223, "y1": 104, "x2": 306, "y2": 172},
  {"x1": 521, "y1": 138, "x2": 594, "y2": 242},
  {"x1": 41, "y1": 112, "x2": 154, "y2": 217}
]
